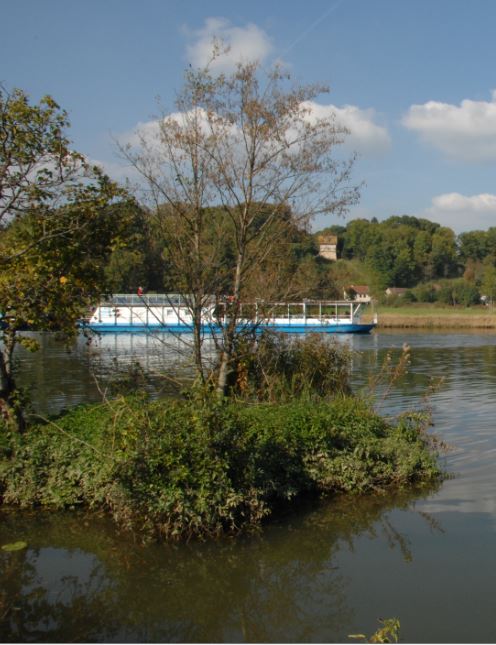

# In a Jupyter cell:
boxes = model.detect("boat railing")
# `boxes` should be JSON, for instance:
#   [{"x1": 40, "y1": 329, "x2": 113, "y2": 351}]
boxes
[{"x1": 236, "y1": 300, "x2": 364, "y2": 323}]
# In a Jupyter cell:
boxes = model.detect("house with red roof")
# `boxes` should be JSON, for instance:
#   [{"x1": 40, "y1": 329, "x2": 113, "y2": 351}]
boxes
[{"x1": 343, "y1": 285, "x2": 371, "y2": 303}]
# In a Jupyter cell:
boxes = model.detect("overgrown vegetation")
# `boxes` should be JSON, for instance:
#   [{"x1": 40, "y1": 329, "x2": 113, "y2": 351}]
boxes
[
  {"x1": 0, "y1": 392, "x2": 441, "y2": 541},
  {"x1": 224, "y1": 332, "x2": 352, "y2": 401}
]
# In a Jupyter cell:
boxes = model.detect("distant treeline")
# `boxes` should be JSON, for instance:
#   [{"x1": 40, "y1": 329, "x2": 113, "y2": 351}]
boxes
[
  {"x1": 322, "y1": 215, "x2": 496, "y2": 289},
  {"x1": 104, "y1": 205, "x2": 496, "y2": 303}
]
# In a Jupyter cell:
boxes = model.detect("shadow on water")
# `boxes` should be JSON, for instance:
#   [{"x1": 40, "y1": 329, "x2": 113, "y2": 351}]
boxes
[{"x1": 0, "y1": 485, "x2": 441, "y2": 644}]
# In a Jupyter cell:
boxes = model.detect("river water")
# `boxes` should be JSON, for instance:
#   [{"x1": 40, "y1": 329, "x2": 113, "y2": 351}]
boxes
[{"x1": 1, "y1": 330, "x2": 496, "y2": 642}]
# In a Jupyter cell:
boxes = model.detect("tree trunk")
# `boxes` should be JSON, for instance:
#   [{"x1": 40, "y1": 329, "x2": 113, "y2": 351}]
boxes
[
  {"x1": 0, "y1": 330, "x2": 25, "y2": 432},
  {"x1": 216, "y1": 247, "x2": 244, "y2": 398},
  {"x1": 192, "y1": 300, "x2": 205, "y2": 383}
]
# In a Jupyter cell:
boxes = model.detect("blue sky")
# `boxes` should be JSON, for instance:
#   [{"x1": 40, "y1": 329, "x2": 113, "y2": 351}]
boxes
[{"x1": 3, "y1": 0, "x2": 496, "y2": 233}]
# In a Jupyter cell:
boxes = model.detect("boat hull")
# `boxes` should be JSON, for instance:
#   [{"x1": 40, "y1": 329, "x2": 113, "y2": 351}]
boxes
[{"x1": 83, "y1": 322, "x2": 376, "y2": 334}]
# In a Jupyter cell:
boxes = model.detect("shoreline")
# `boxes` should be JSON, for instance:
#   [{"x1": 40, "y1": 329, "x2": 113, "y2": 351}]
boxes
[{"x1": 376, "y1": 313, "x2": 496, "y2": 329}]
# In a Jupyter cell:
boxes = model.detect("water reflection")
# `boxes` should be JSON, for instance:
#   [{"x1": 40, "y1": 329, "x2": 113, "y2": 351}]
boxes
[
  {"x1": 15, "y1": 332, "x2": 202, "y2": 417},
  {"x1": 6, "y1": 330, "x2": 496, "y2": 641},
  {"x1": 0, "y1": 487, "x2": 441, "y2": 643}
]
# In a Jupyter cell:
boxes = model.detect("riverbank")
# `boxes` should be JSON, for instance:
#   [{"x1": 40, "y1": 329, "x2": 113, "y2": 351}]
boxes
[
  {"x1": 0, "y1": 394, "x2": 442, "y2": 541},
  {"x1": 375, "y1": 305, "x2": 496, "y2": 329}
]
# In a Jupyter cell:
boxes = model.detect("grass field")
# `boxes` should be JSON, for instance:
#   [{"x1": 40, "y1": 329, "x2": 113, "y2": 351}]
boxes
[{"x1": 374, "y1": 304, "x2": 496, "y2": 328}]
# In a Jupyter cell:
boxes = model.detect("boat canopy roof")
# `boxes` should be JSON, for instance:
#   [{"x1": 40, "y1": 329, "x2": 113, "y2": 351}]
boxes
[
  {"x1": 100, "y1": 294, "x2": 368, "y2": 308},
  {"x1": 101, "y1": 294, "x2": 194, "y2": 306}
]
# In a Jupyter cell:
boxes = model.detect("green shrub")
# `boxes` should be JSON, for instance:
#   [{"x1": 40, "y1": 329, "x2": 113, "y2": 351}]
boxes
[
  {"x1": 438, "y1": 279, "x2": 481, "y2": 306},
  {"x1": 227, "y1": 332, "x2": 352, "y2": 401},
  {"x1": 402, "y1": 290, "x2": 416, "y2": 303},
  {"x1": 0, "y1": 395, "x2": 442, "y2": 541},
  {"x1": 413, "y1": 284, "x2": 437, "y2": 303}
]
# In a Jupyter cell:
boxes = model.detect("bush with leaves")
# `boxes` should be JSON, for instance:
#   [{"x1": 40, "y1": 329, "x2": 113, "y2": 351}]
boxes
[
  {"x1": 437, "y1": 279, "x2": 481, "y2": 307},
  {"x1": 225, "y1": 332, "x2": 352, "y2": 401},
  {"x1": 0, "y1": 393, "x2": 442, "y2": 541}
]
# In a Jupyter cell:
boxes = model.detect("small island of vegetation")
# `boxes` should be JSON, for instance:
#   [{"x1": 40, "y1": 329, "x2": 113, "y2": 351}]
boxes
[
  {"x1": 0, "y1": 60, "x2": 443, "y2": 542},
  {"x1": 0, "y1": 335, "x2": 442, "y2": 541}
]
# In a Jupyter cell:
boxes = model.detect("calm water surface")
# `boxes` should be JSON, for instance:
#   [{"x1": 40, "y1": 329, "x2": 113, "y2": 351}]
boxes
[{"x1": 2, "y1": 330, "x2": 496, "y2": 642}]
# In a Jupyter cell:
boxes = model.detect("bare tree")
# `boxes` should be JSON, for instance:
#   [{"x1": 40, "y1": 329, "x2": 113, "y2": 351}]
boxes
[{"x1": 120, "y1": 59, "x2": 360, "y2": 395}]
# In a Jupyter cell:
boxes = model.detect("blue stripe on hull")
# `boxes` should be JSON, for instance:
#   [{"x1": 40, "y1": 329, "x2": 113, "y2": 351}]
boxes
[{"x1": 83, "y1": 322, "x2": 376, "y2": 334}]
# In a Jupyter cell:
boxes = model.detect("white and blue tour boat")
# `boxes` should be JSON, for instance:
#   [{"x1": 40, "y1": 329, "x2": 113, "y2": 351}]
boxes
[{"x1": 84, "y1": 294, "x2": 377, "y2": 334}]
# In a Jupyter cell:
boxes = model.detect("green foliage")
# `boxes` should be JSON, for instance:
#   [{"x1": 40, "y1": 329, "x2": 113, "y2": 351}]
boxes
[
  {"x1": 349, "y1": 618, "x2": 400, "y2": 643},
  {"x1": 0, "y1": 86, "x2": 133, "y2": 430},
  {"x1": 437, "y1": 279, "x2": 481, "y2": 307},
  {"x1": 1, "y1": 86, "x2": 80, "y2": 220},
  {"x1": 0, "y1": 395, "x2": 442, "y2": 541},
  {"x1": 412, "y1": 283, "x2": 437, "y2": 303},
  {"x1": 480, "y1": 258, "x2": 496, "y2": 303},
  {"x1": 336, "y1": 216, "x2": 458, "y2": 289},
  {"x1": 227, "y1": 332, "x2": 352, "y2": 401},
  {"x1": 0, "y1": 195, "x2": 131, "y2": 337},
  {"x1": 103, "y1": 201, "x2": 160, "y2": 292},
  {"x1": 458, "y1": 230, "x2": 488, "y2": 262},
  {"x1": 369, "y1": 618, "x2": 401, "y2": 644},
  {"x1": 402, "y1": 290, "x2": 416, "y2": 303},
  {"x1": 95, "y1": 207, "x2": 496, "y2": 304},
  {"x1": 1, "y1": 541, "x2": 27, "y2": 552},
  {"x1": 147, "y1": 202, "x2": 337, "y2": 302}
]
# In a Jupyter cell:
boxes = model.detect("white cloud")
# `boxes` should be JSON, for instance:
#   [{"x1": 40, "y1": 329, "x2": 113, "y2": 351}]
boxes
[
  {"x1": 123, "y1": 102, "x2": 391, "y2": 161},
  {"x1": 114, "y1": 99, "x2": 390, "y2": 188},
  {"x1": 118, "y1": 119, "x2": 161, "y2": 150},
  {"x1": 431, "y1": 192, "x2": 496, "y2": 213},
  {"x1": 303, "y1": 101, "x2": 391, "y2": 157},
  {"x1": 185, "y1": 18, "x2": 273, "y2": 72},
  {"x1": 119, "y1": 109, "x2": 212, "y2": 149},
  {"x1": 402, "y1": 91, "x2": 496, "y2": 162},
  {"x1": 423, "y1": 192, "x2": 496, "y2": 232}
]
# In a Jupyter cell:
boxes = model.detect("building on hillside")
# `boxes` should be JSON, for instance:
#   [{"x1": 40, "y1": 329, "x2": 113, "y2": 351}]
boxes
[
  {"x1": 317, "y1": 235, "x2": 337, "y2": 261},
  {"x1": 343, "y1": 285, "x2": 371, "y2": 303},
  {"x1": 385, "y1": 287, "x2": 408, "y2": 297}
]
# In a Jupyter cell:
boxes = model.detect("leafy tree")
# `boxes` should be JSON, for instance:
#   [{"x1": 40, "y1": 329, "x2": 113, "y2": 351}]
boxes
[
  {"x1": 413, "y1": 230, "x2": 433, "y2": 280},
  {"x1": 402, "y1": 290, "x2": 416, "y2": 303},
  {"x1": 103, "y1": 201, "x2": 161, "y2": 292},
  {"x1": 0, "y1": 87, "x2": 128, "y2": 430},
  {"x1": 458, "y1": 230, "x2": 488, "y2": 263},
  {"x1": 485, "y1": 228, "x2": 496, "y2": 257},
  {"x1": 316, "y1": 214, "x2": 466, "y2": 292},
  {"x1": 438, "y1": 279, "x2": 480, "y2": 307},
  {"x1": 480, "y1": 258, "x2": 496, "y2": 305},
  {"x1": 430, "y1": 227, "x2": 458, "y2": 278},
  {"x1": 342, "y1": 219, "x2": 376, "y2": 261},
  {"x1": 365, "y1": 241, "x2": 394, "y2": 289}
]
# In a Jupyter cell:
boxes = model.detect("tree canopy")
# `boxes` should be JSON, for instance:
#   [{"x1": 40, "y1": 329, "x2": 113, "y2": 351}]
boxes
[{"x1": 0, "y1": 86, "x2": 132, "y2": 429}]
